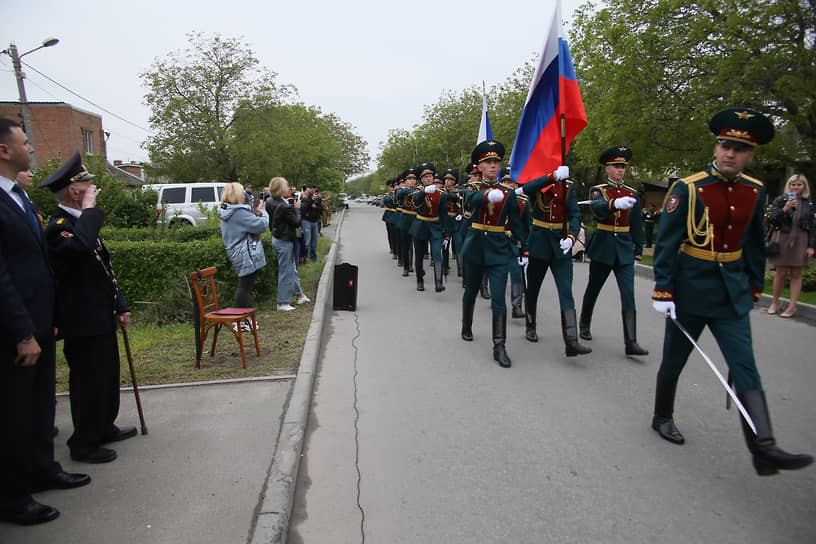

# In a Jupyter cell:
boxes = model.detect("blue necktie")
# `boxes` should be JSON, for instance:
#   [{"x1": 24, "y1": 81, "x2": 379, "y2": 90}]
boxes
[{"x1": 11, "y1": 184, "x2": 41, "y2": 239}]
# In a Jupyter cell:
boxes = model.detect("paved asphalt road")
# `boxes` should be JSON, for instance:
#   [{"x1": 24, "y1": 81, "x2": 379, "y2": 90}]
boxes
[{"x1": 290, "y1": 203, "x2": 816, "y2": 544}]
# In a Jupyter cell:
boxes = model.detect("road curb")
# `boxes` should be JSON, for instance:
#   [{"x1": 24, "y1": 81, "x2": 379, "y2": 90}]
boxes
[{"x1": 250, "y1": 208, "x2": 345, "y2": 544}]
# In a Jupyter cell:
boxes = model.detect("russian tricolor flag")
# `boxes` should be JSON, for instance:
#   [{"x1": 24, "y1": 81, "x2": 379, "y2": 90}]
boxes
[
  {"x1": 477, "y1": 89, "x2": 493, "y2": 144},
  {"x1": 510, "y1": 3, "x2": 587, "y2": 183}
]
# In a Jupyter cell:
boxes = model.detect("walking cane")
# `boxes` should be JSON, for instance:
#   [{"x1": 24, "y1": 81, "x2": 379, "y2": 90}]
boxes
[{"x1": 121, "y1": 327, "x2": 148, "y2": 435}]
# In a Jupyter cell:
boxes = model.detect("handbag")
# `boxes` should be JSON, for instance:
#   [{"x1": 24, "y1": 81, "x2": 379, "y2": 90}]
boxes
[{"x1": 765, "y1": 229, "x2": 780, "y2": 257}]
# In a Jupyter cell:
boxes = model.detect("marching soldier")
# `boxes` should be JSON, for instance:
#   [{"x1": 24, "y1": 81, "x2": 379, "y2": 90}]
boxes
[
  {"x1": 650, "y1": 108, "x2": 812, "y2": 475},
  {"x1": 441, "y1": 168, "x2": 461, "y2": 277},
  {"x1": 519, "y1": 165, "x2": 591, "y2": 356},
  {"x1": 395, "y1": 168, "x2": 418, "y2": 276},
  {"x1": 500, "y1": 167, "x2": 529, "y2": 319},
  {"x1": 410, "y1": 163, "x2": 456, "y2": 292},
  {"x1": 381, "y1": 178, "x2": 398, "y2": 260},
  {"x1": 578, "y1": 146, "x2": 648, "y2": 356},
  {"x1": 460, "y1": 140, "x2": 526, "y2": 368},
  {"x1": 456, "y1": 163, "x2": 484, "y2": 287}
]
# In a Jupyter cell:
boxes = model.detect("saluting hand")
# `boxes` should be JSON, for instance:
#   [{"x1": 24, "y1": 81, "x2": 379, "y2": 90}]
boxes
[{"x1": 82, "y1": 184, "x2": 101, "y2": 209}]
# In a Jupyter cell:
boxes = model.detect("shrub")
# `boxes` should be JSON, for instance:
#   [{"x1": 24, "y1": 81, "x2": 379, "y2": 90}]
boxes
[{"x1": 109, "y1": 232, "x2": 279, "y2": 318}]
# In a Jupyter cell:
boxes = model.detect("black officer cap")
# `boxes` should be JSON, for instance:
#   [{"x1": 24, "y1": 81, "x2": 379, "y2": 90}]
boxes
[
  {"x1": 599, "y1": 145, "x2": 632, "y2": 166},
  {"x1": 466, "y1": 162, "x2": 479, "y2": 175},
  {"x1": 709, "y1": 107, "x2": 774, "y2": 148},
  {"x1": 471, "y1": 140, "x2": 505, "y2": 164},
  {"x1": 416, "y1": 162, "x2": 435, "y2": 177},
  {"x1": 38, "y1": 151, "x2": 94, "y2": 192},
  {"x1": 402, "y1": 167, "x2": 418, "y2": 180},
  {"x1": 443, "y1": 168, "x2": 459, "y2": 182}
]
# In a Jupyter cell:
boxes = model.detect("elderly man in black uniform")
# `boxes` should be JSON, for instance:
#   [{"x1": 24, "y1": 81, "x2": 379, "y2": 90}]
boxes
[
  {"x1": 0, "y1": 121, "x2": 90, "y2": 526},
  {"x1": 650, "y1": 108, "x2": 812, "y2": 476},
  {"x1": 40, "y1": 152, "x2": 136, "y2": 465}
]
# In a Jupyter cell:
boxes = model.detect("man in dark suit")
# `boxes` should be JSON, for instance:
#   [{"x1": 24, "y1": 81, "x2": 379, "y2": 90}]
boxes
[
  {"x1": 0, "y1": 119, "x2": 90, "y2": 526},
  {"x1": 40, "y1": 152, "x2": 136, "y2": 465}
]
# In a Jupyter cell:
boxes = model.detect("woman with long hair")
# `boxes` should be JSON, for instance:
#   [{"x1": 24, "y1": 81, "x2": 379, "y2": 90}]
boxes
[
  {"x1": 767, "y1": 174, "x2": 815, "y2": 317},
  {"x1": 266, "y1": 177, "x2": 310, "y2": 311}
]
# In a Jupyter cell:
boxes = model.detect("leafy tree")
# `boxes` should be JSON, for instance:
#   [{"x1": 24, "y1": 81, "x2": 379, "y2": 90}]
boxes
[
  {"x1": 141, "y1": 32, "x2": 294, "y2": 182},
  {"x1": 569, "y1": 0, "x2": 816, "y2": 177}
]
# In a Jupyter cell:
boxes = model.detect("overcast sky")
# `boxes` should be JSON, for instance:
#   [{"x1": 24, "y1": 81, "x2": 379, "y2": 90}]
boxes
[{"x1": 1, "y1": 0, "x2": 587, "y2": 173}]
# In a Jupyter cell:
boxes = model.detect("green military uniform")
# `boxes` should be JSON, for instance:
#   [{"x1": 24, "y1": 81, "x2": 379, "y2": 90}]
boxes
[
  {"x1": 650, "y1": 107, "x2": 812, "y2": 476},
  {"x1": 410, "y1": 163, "x2": 457, "y2": 292},
  {"x1": 381, "y1": 178, "x2": 398, "y2": 260},
  {"x1": 578, "y1": 145, "x2": 648, "y2": 356},
  {"x1": 441, "y1": 169, "x2": 462, "y2": 277},
  {"x1": 460, "y1": 141, "x2": 526, "y2": 368},
  {"x1": 501, "y1": 168, "x2": 529, "y2": 319},
  {"x1": 395, "y1": 169, "x2": 418, "y2": 276},
  {"x1": 521, "y1": 168, "x2": 591, "y2": 356}
]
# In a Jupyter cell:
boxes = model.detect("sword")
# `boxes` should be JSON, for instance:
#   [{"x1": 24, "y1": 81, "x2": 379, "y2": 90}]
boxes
[
  {"x1": 577, "y1": 200, "x2": 595, "y2": 205},
  {"x1": 669, "y1": 315, "x2": 756, "y2": 435}
]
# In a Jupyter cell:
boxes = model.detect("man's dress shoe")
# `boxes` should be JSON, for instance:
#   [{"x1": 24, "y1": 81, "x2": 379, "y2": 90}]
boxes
[
  {"x1": 30, "y1": 471, "x2": 91, "y2": 492},
  {"x1": 0, "y1": 499, "x2": 59, "y2": 525},
  {"x1": 102, "y1": 426, "x2": 137, "y2": 444},
  {"x1": 71, "y1": 447, "x2": 117, "y2": 464}
]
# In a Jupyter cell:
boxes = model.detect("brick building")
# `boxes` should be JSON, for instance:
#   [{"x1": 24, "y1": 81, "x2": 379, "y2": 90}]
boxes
[{"x1": 0, "y1": 100, "x2": 106, "y2": 165}]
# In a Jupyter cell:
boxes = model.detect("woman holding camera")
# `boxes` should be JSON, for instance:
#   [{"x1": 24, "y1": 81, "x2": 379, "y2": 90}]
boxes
[
  {"x1": 217, "y1": 182, "x2": 269, "y2": 330},
  {"x1": 767, "y1": 174, "x2": 815, "y2": 317},
  {"x1": 266, "y1": 177, "x2": 310, "y2": 311}
]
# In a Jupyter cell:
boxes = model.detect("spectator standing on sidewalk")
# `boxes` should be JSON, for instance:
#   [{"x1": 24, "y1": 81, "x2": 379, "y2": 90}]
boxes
[
  {"x1": 767, "y1": 173, "x2": 815, "y2": 318},
  {"x1": 267, "y1": 177, "x2": 310, "y2": 311},
  {"x1": 300, "y1": 184, "x2": 322, "y2": 261}
]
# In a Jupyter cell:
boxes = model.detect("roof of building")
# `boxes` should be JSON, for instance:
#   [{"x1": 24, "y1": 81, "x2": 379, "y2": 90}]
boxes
[{"x1": 107, "y1": 161, "x2": 143, "y2": 187}]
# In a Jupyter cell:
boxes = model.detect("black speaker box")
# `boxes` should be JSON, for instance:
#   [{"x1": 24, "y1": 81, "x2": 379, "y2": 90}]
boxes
[{"x1": 333, "y1": 263, "x2": 358, "y2": 311}]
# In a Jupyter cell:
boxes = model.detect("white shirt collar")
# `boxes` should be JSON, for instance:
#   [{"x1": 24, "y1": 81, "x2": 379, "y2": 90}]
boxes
[
  {"x1": 58, "y1": 203, "x2": 83, "y2": 218},
  {"x1": 0, "y1": 176, "x2": 26, "y2": 210}
]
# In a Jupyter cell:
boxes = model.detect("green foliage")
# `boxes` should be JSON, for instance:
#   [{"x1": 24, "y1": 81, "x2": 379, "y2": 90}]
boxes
[
  {"x1": 27, "y1": 154, "x2": 156, "y2": 228},
  {"x1": 108, "y1": 232, "x2": 278, "y2": 308},
  {"x1": 569, "y1": 0, "x2": 816, "y2": 177},
  {"x1": 141, "y1": 32, "x2": 368, "y2": 188}
]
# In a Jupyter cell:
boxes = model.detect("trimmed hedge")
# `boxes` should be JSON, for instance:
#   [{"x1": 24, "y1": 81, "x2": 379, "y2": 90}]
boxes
[{"x1": 108, "y1": 231, "x2": 279, "y2": 305}]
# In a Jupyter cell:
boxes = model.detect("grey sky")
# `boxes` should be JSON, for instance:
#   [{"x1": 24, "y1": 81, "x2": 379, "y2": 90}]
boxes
[{"x1": 1, "y1": 0, "x2": 586, "y2": 172}]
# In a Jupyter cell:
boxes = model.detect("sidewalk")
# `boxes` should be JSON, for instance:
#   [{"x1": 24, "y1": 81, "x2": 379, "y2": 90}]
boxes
[{"x1": 0, "y1": 213, "x2": 345, "y2": 544}]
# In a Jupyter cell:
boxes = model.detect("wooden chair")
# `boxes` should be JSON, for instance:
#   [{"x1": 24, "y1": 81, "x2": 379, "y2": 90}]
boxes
[{"x1": 190, "y1": 267, "x2": 259, "y2": 369}]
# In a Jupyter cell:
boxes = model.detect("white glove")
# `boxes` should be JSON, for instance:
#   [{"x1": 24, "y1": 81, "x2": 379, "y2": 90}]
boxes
[
  {"x1": 514, "y1": 187, "x2": 525, "y2": 196},
  {"x1": 554, "y1": 165, "x2": 570, "y2": 181},
  {"x1": 613, "y1": 196, "x2": 637, "y2": 210},
  {"x1": 652, "y1": 300, "x2": 677, "y2": 319},
  {"x1": 487, "y1": 188, "x2": 504, "y2": 203},
  {"x1": 442, "y1": 238, "x2": 450, "y2": 250},
  {"x1": 559, "y1": 237, "x2": 573, "y2": 253},
  {"x1": 455, "y1": 214, "x2": 463, "y2": 221},
  {"x1": 424, "y1": 185, "x2": 437, "y2": 194},
  {"x1": 518, "y1": 256, "x2": 528, "y2": 267}
]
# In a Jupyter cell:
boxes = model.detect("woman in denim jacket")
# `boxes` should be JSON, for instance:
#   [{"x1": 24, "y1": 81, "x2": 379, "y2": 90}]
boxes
[{"x1": 266, "y1": 177, "x2": 310, "y2": 311}]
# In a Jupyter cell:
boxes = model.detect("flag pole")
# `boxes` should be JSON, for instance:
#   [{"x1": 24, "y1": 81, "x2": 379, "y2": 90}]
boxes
[{"x1": 560, "y1": 112, "x2": 568, "y2": 238}]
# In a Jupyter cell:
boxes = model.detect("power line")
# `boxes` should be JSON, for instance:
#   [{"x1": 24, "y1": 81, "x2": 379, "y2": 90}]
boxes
[{"x1": 20, "y1": 59, "x2": 154, "y2": 134}]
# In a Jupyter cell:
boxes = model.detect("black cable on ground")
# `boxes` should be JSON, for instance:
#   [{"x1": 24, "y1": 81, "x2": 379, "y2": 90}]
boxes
[{"x1": 351, "y1": 311, "x2": 366, "y2": 543}]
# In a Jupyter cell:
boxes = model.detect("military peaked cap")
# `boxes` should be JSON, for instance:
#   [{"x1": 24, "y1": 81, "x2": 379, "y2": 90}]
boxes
[
  {"x1": 471, "y1": 140, "x2": 505, "y2": 164},
  {"x1": 38, "y1": 151, "x2": 94, "y2": 192},
  {"x1": 708, "y1": 107, "x2": 774, "y2": 148},
  {"x1": 599, "y1": 145, "x2": 632, "y2": 166}
]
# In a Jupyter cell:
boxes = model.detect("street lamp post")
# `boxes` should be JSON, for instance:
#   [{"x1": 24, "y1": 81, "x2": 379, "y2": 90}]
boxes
[{"x1": 4, "y1": 38, "x2": 59, "y2": 170}]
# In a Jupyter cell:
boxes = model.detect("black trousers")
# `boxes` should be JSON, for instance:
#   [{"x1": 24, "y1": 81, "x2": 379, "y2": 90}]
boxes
[
  {"x1": 0, "y1": 333, "x2": 61, "y2": 510},
  {"x1": 63, "y1": 332, "x2": 121, "y2": 457}
]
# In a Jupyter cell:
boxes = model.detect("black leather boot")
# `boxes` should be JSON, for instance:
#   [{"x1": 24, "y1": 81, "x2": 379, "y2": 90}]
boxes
[
  {"x1": 461, "y1": 300, "x2": 475, "y2": 341},
  {"x1": 401, "y1": 247, "x2": 410, "y2": 276},
  {"x1": 492, "y1": 313, "x2": 511, "y2": 368},
  {"x1": 738, "y1": 390, "x2": 813, "y2": 476},
  {"x1": 408, "y1": 246, "x2": 414, "y2": 273},
  {"x1": 480, "y1": 273, "x2": 491, "y2": 299},
  {"x1": 434, "y1": 262, "x2": 445, "y2": 292},
  {"x1": 623, "y1": 310, "x2": 648, "y2": 355},
  {"x1": 510, "y1": 282, "x2": 524, "y2": 318},
  {"x1": 525, "y1": 301, "x2": 538, "y2": 342},
  {"x1": 561, "y1": 309, "x2": 591, "y2": 357},
  {"x1": 416, "y1": 267, "x2": 425, "y2": 291},
  {"x1": 455, "y1": 253, "x2": 463, "y2": 277},
  {"x1": 651, "y1": 377, "x2": 685, "y2": 444},
  {"x1": 579, "y1": 297, "x2": 594, "y2": 341}
]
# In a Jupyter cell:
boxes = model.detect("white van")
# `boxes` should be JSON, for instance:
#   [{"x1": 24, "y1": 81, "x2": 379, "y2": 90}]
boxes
[{"x1": 142, "y1": 182, "x2": 228, "y2": 227}]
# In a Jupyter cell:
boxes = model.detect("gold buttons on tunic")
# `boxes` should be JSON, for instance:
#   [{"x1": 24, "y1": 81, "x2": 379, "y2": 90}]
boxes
[
  {"x1": 730, "y1": 205, "x2": 735, "y2": 211},
  {"x1": 728, "y1": 225, "x2": 733, "y2": 230},
  {"x1": 723, "y1": 243, "x2": 729, "y2": 249}
]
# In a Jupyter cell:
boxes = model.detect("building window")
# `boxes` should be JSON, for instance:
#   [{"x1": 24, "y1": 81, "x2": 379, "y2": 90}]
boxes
[{"x1": 84, "y1": 130, "x2": 94, "y2": 154}]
